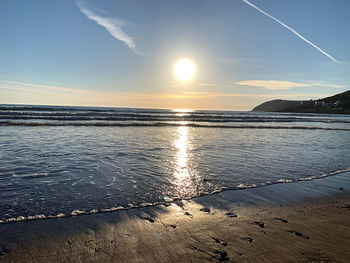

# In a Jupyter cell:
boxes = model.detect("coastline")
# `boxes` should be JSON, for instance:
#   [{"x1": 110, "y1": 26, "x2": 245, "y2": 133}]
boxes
[{"x1": 0, "y1": 172, "x2": 349, "y2": 262}]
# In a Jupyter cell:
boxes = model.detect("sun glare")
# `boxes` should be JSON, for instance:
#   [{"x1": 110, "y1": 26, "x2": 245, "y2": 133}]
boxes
[{"x1": 174, "y1": 58, "x2": 196, "y2": 81}]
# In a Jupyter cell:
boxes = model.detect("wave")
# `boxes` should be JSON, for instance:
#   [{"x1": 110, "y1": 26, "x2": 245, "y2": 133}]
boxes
[
  {"x1": 1, "y1": 167, "x2": 349, "y2": 225},
  {"x1": 1, "y1": 121, "x2": 349, "y2": 131},
  {"x1": 2, "y1": 105, "x2": 349, "y2": 124},
  {"x1": 1, "y1": 115, "x2": 349, "y2": 124}
]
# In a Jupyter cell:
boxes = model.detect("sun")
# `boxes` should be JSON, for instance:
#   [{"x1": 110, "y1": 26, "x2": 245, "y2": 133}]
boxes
[{"x1": 174, "y1": 58, "x2": 196, "y2": 82}]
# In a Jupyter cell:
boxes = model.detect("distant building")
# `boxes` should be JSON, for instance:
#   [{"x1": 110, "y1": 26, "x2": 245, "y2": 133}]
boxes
[{"x1": 314, "y1": 100, "x2": 323, "y2": 106}]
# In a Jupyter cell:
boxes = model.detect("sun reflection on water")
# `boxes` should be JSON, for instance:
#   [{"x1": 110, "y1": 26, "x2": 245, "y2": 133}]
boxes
[
  {"x1": 169, "y1": 126, "x2": 199, "y2": 199},
  {"x1": 174, "y1": 126, "x2": 189, "y2": 177}
]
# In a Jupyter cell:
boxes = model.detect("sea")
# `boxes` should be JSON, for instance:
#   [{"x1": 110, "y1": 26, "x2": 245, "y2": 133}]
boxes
[{"x1": 0, "y1": 104, "x2": 349, "y2": 223}]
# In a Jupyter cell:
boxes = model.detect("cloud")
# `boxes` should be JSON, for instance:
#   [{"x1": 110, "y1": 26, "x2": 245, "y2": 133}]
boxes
[
  {"x1": 234, "y1": 80, "x2": 310, "y2": 90},
  {"x1": 76, "y1": 1, "x2": 136, "y2": 52},
  {"x1": 197, "y1": 83, "x2": 215, "y2": 86},
  {"x1": 234, "y1": 80, "x2": 345, "y2": 90},
  {"x1": 181, "y1": 91, "x2": 321, "y2": 100},
  {"x1": 242, "y1": 0, "x2": 339, "y2": 63},
  {"x1": 0, "y1": 80, "x2": 78, "y2": 93},
  {"x1": 303, "y1": 81, "x2": 344, "y2": 89}
]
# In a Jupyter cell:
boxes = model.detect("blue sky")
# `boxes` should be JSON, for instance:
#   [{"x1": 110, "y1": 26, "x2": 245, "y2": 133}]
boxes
[{"x1": 0, "y1": 0, "x2": 349, "y2": 110}]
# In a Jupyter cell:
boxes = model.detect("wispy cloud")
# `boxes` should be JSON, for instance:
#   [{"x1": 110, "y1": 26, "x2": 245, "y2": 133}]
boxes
[
  {"x1": 234, "y1": 80, "x2": 344, "y2": 90},
  {"x1": 198, "y1": 83, "x2": 215, "y2": 87},
  {"x1": 0, "y1": 80, "x2": 78, "y2": 93},
  {"x1": 242, "y1": 0, "x2": 339, "y2": 63},
  {"x1": 76, "y1": 1, "x2": 136, "y2": 52},
  {"x1": 303, "y1": 81, "x2": 344, "y2": 89},
  {"x1": 235, "y1": 80, "x2": 309, "y2": 90}
]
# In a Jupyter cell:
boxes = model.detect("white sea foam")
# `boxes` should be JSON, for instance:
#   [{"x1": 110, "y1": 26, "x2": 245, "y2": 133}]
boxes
[
  {"x1": 139, "y1": 202, "x2": 153, "y2": 207},
  {"x1": 16, "y1": 216, "x2": 26, "y2": 221},
  {"x1": 101, "y1": 206, "x2": 124, "y2": 212},
  {"x1": 2, "y1": 214, "x2": 47, "y2": 223},
  {"x1": 298, "y1": 176, "x2": 317, "y2": 181},
  {"x1": 71, "y1": 210, "x2": 86, "y2": 216},
  {"x1": 72, "y1": 178, "x2": 84, "y2": 186},
  {"x1": 330, "y1": 168, "x2": 350, "y2": 175},
  {"x1": 41, "y1": 180, "x2": 54, "y2": 184},
  {"x1": 277, "y1": 179, "x2": 293, "y2": 183},
  {"x1": 237, "y1": 184, "x2": 248, "y2": 189},
  {"x1": 27, "y1": 214, "x2": 46, "y2": 220}
]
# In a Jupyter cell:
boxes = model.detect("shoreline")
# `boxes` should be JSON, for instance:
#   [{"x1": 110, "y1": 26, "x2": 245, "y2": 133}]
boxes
[
  {"x1": 1, "y1": 169, "x2": 349, "y2": 225},
  {"x1": 0, "y1": 172, "x2": 349, "y2": 262}
]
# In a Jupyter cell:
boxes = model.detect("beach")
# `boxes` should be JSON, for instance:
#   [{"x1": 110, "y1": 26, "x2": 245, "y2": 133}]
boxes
[
  {"x1": 1, "y1": 0, "x2": 350, "y2": 262},
  {"x1": 1, "y1": 172, "x2": 349, "y2": 263},
  {"x1": 1, "y1": 106, "x2": 349, "y2": 262}
]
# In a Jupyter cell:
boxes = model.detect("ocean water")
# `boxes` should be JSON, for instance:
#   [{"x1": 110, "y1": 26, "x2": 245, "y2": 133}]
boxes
[{"x1": 0, "y1": 104, "x2": 349, "y2": 222}]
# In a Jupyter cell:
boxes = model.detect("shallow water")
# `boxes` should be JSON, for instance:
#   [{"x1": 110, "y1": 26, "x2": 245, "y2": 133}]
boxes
[{"x1": 0, "y1": 104, "x2": 349, "y2": 222}]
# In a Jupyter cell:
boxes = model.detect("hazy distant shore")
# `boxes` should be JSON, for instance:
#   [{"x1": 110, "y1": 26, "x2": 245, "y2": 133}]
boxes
[{"x1": 0, "y1": 172, "x2": 349, "y2": 263}]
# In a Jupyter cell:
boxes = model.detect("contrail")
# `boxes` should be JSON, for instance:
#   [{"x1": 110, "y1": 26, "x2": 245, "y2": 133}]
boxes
[
  {"x1": 76, "y1": 1, "x2": 136, "y2": 52},
  {"x1": 242, "y1": 0, "x2": 339, "y2": 63}
]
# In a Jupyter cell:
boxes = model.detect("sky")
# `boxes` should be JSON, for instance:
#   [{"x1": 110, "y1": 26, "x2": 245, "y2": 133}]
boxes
[{"x1": 0, "y1": 0, "x2": 349, "y2": 110}]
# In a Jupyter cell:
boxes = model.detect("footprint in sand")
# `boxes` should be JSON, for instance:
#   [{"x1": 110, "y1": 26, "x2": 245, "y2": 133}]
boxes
[
  {"x1": 225, "y1": 212, "x2": 238, "y2": 218},
  {"x1": 240, "y1": 237, "x2": 254, "y2": 243},
  {"x1": 200, "y1": 207, "x2": 210, "y2": 213},
  {"x1": 275, "y1": 217, "x2": 288, "y2": 223},
  {"x1": 213, "y1": 250, "x2": 230, "y2": 262},
  {"x1": 254, "y1": 221, "x2": 265, "y2": 228},
  {"x1": 339, "y1": 204, "x2": 350, "y2": 210},
  {"x1": 184, "y1": 211, "x2": 193, "y2": 218},
  {"x1": 141, "y1": 216, "x2": 155, "y2": 223},
  {"x1": 211, "y1": 237, "x2": 228, "y2": 246},
  {"x1": 288, "y1": 230, "x2": 310, "y2": 240}
]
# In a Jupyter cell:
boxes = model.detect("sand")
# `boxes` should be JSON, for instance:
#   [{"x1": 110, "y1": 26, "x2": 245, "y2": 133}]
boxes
[{"x1": 0, "y1": 173, "x2": 350, "y2": 263}]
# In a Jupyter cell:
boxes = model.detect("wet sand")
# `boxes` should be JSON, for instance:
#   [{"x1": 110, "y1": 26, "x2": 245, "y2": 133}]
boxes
[{"x1": 0, "y1": 173, "x2": 350, "y2": 263}]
